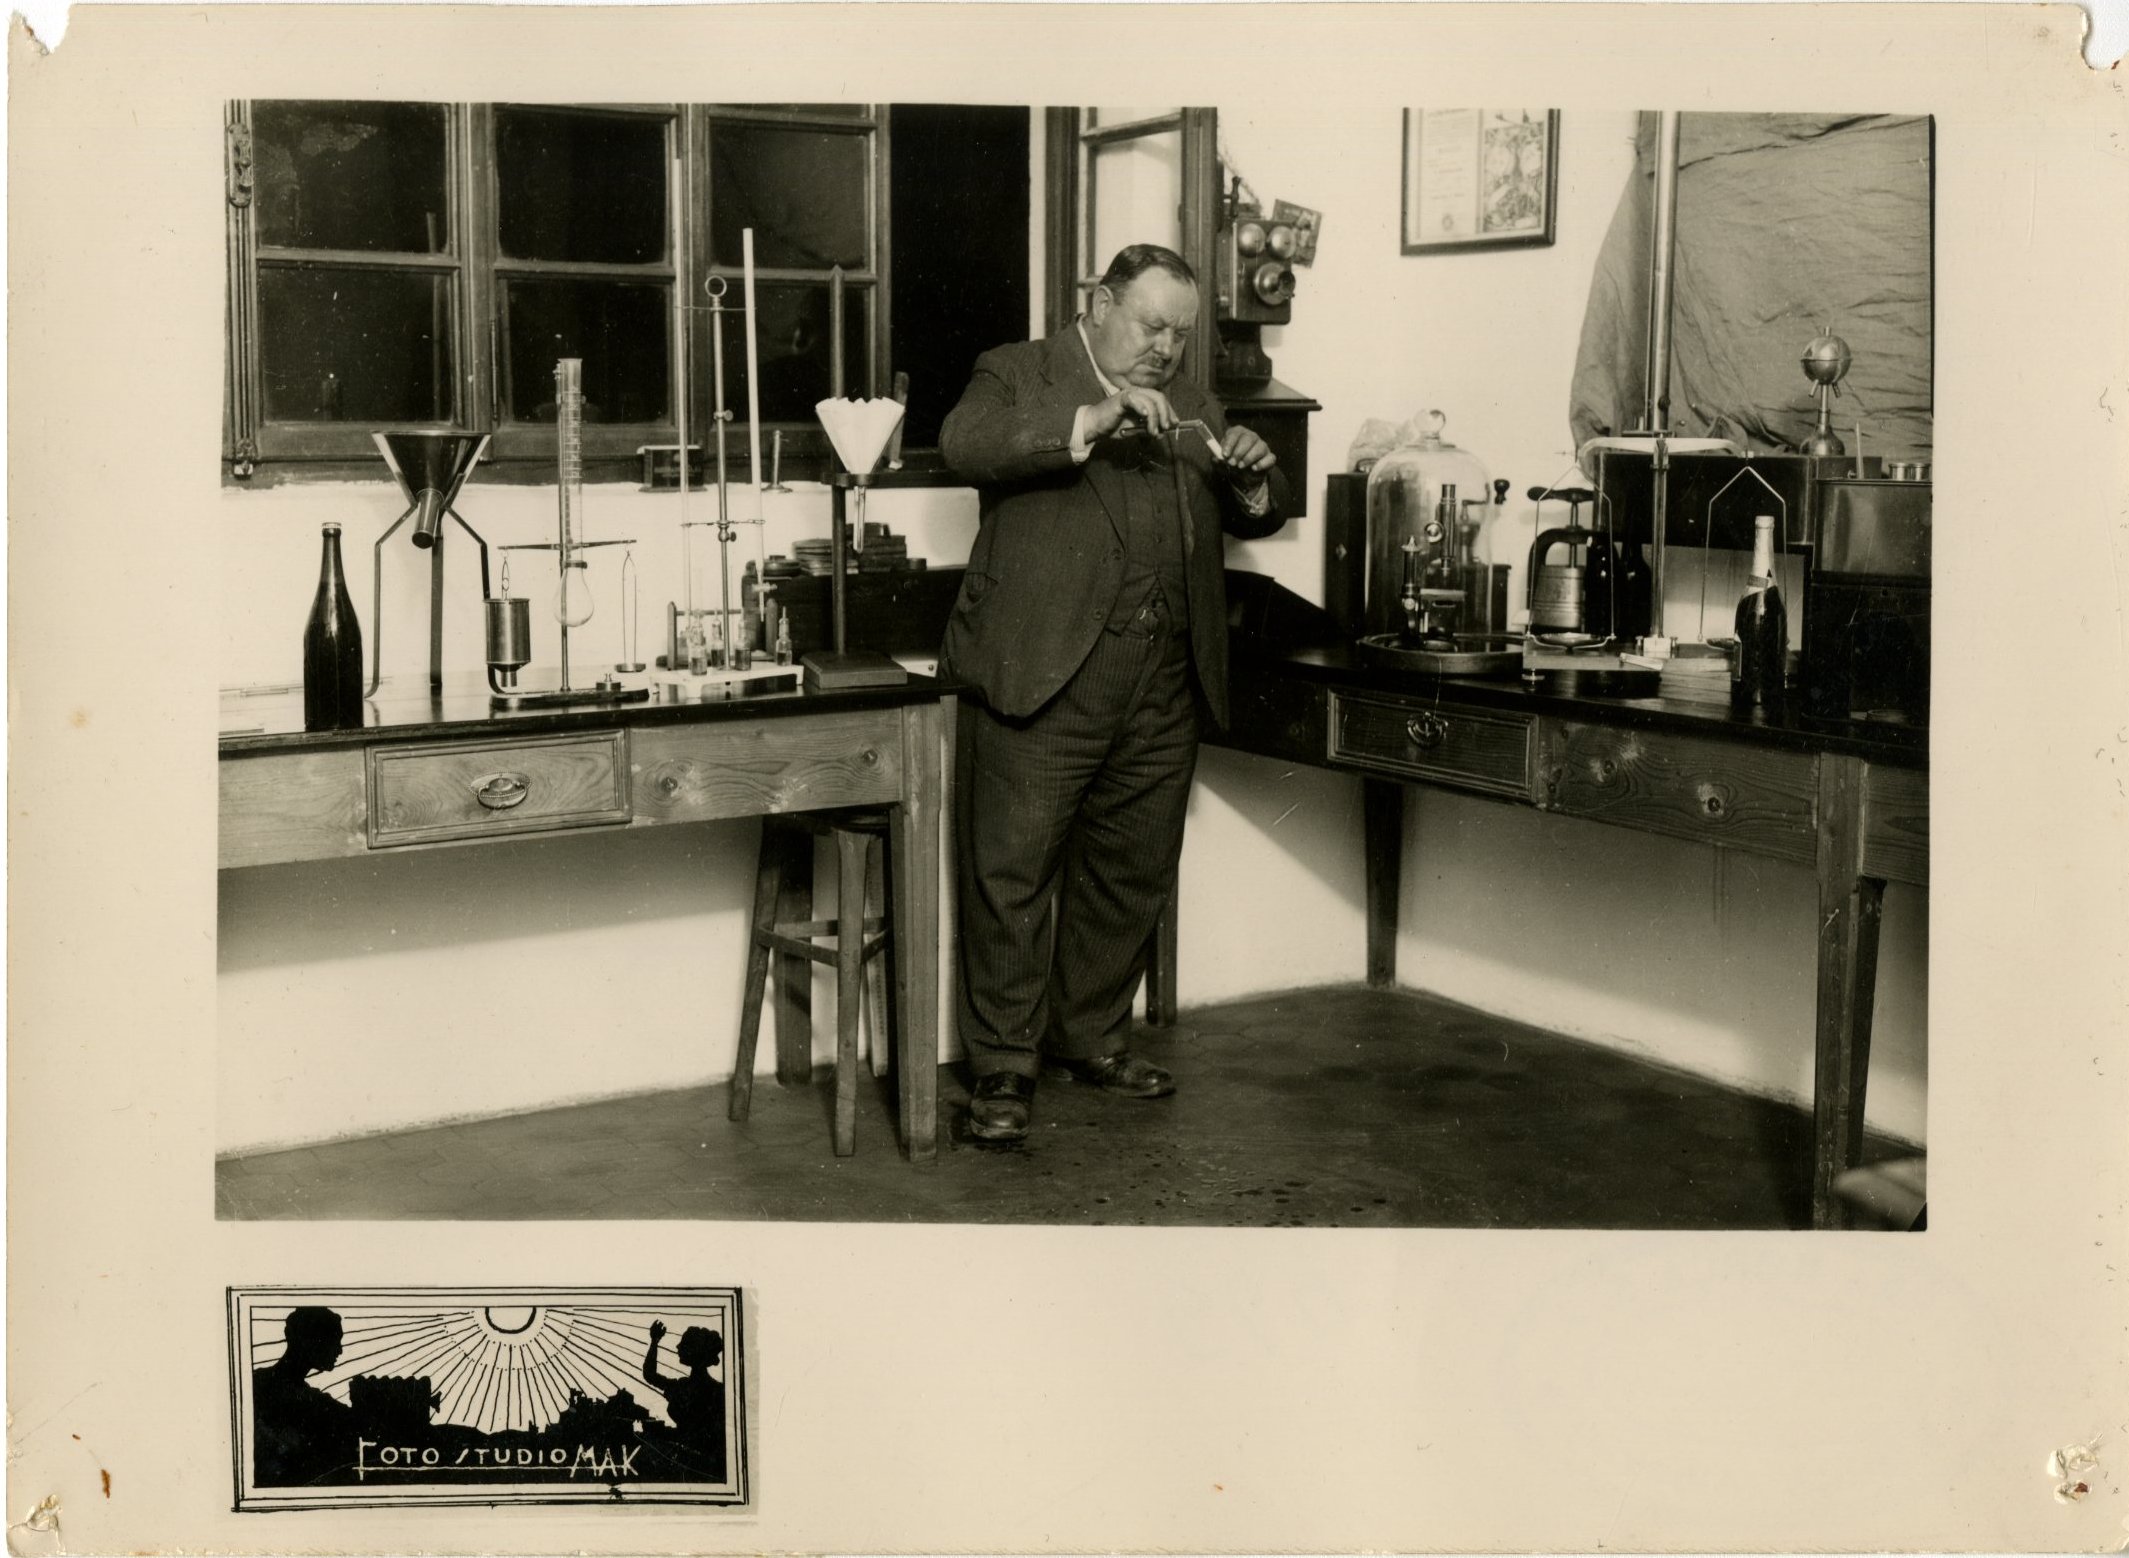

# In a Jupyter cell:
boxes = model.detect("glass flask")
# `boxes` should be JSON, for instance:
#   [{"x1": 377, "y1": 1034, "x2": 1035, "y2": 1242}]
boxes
[{"x1": 1363, "y1": 411, "x2": 1491, "y2": 636}]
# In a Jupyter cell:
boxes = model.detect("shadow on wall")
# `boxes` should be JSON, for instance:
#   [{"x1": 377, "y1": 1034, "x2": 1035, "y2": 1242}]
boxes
[
  {"x1": 1188, "y1": 749, "x2": 1368, "y2": 905},
  {"x1": 1395, "y1": 786, "x2": 1928, "y2": 1128},
  {"x1": 217, "y1": 818, "x2": 762, "y2": 974}
]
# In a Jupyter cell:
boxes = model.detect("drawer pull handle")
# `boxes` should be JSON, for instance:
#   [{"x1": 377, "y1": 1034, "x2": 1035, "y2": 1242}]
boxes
[
  {"x1": 472, "y1": 772, "x2": 531, "y2": 811},
  {"x1": 1404, "y1": 713, "x2": 1450, "y2": 750}
]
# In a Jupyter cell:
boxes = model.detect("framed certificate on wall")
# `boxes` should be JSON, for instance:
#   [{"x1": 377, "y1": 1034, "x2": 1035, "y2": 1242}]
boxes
[{"x1": 1402, "y1": 108, "x2": 1560, "y2": 253}]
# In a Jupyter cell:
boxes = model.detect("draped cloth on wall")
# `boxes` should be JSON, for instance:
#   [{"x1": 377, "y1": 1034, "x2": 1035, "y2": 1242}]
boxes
[{"x1": 1569, "y1": 113, "x2": 1934, "y2": 462}]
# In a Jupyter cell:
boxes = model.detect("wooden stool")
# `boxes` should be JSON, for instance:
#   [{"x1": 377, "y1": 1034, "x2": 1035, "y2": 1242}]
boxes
[{"x1": 730, "y1": 809, "x2": 893, "y2": 1156}]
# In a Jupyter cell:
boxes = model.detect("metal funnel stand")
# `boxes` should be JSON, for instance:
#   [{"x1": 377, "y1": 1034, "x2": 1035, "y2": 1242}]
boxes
[
  {"x1": 804, "y1": 397, "x2": 911, "y2": 690},
  {"x1": 370, "y1": 432, "x2": 493, "y2": 697}
]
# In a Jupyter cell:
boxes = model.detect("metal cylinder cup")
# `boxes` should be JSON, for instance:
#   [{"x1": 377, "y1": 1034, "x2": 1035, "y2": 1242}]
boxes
[{"x1": 485, "y1": 596, "x2": 533, "y2": 687}]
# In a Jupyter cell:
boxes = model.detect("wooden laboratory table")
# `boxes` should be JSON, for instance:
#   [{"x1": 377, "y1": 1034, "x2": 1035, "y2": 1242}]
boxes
[
  {"x1": 1181, "y1": 640, "x2": 1929, "y2": 1230},
  {"x1": 218, "y1": 674, "x2": 954, "y2": 1162}
]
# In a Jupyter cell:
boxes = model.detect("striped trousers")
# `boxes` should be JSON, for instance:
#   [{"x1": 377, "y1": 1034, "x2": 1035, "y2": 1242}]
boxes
[{"x1": 954, "y1": 607, "x2": 1199, "y2": 1079}]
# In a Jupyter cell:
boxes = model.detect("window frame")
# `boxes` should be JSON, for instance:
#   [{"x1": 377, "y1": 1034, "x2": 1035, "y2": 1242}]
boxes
[
  {"x1": 224, "y1": 100, "x2": 890, "y2": 483},
  {"x1": 480, "y1": 102, "x2": 685, "y2": 467},
  {"x1": 1044, "y1": 107, "x2": 1218, "y2": 396}
]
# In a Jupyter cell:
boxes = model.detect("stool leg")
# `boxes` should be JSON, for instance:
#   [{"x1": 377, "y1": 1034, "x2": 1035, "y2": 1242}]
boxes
[
  {"x1": 864, "y1": 837, "x2": 892, "y2": 1080},
  {"x1": 834, "y1": 830, "x2": 866, "y2": 1156},
  {"x1": 771, "y1": 822, "x2": 813, "y2": 1085},
  {"x1": 729, "y1": 826, "x2": 782, "y2": 1122}
]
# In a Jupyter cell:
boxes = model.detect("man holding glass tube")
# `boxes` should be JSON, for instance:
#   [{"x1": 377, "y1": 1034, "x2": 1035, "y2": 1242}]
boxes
[{"x1": 938, "y1": 243, "x2": 1288, "y2": 1145}]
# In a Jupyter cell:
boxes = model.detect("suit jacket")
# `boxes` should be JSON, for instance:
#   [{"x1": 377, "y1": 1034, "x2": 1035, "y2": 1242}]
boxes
[{"x1": 936, "y1": 329, "x2": 1288, "y2": 726}]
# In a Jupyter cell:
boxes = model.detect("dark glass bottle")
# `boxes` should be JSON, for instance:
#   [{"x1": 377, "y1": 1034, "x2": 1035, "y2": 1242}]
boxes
[
  {"x1": 1619, "y1": 540, "x2": 1653, "y2": 641},
  {"x1": 303, "y1": 522, "x2": 365, "y2": 731},
  {"x1": 1730, "y1": 515, "x2": 1789, "y2": 714},
  {"x1": 1582, "y1": 528, "x2": 1616, "y2": 639}
]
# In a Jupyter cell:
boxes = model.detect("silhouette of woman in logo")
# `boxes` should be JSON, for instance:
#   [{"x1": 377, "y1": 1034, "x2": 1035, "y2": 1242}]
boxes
[
  {"x1": 642, "y1": 1319, "x2": 726, "y2": 1481},
  {"x1": 252, "y1": 1305, "x2": 358, "y2": 1487}
]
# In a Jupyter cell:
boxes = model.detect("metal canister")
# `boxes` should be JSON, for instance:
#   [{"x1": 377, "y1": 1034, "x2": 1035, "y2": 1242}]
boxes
[
  {"x1": 484, "y1": 595, "x2": 533, "y2": 688},
  {"x1": 1527, "y1": 529, "x2": 1590, "y2": 635}
]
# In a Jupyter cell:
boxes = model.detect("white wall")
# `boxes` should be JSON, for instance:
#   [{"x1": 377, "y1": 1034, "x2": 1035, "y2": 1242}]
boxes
[{"x1": 219, "y1": 106, "x2": 1925, "y2": 1154}]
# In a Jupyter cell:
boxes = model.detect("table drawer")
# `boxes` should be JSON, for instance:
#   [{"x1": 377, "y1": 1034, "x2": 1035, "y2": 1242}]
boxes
[
  {"x1": 1537, "y1": 721, "x2": 1817, "y2": 866},
  {"x1": 633, "y1": 709, "x2": 904, "y2": 824},
  {"x1": 1328, "y1": 692, "x2": 1532, "y2": 798},
  {"x1": 368, "y1": 731, "x2": 632, "y2": 848}
]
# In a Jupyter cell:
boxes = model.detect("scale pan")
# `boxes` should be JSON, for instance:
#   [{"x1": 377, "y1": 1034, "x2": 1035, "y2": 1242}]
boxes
[{"x1": 813, "y1": 397, "x2": 907, "y2": 477}]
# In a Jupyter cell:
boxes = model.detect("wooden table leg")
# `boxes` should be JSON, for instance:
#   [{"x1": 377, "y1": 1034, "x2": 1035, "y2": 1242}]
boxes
[
  {"x1": 890, "y1": 700, "x2": 944, "y2": 1162},
  {"x1": 1813, "y1": 755, "x2": 1887, "y2": 1229},
  {"x1": 1364, "y1": 777, "x2": 1404, "y2": 988},
  {"x1": 770, "y1": 820, "x2": 813, "y2": 1086},
  {"x1": 1145, "y1": 876, "x2": 1180, "y2": 1027}
]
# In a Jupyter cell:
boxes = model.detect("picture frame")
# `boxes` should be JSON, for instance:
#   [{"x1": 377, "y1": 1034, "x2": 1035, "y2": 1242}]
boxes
[{"x1": 1401, "y1": 108, "x2": 1560, "y2": 253}]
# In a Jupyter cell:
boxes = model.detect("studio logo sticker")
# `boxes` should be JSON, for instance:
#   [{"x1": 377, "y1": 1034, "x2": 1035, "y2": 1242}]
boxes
[{"x1": 227, "y1": 1287, "x2": 748, "y2": 1510}]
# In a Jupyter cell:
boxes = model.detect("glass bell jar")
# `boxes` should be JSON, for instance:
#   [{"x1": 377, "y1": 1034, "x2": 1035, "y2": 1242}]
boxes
[{"x1": 1363, "y1": 410, "x2": 1492, "y2": 636}]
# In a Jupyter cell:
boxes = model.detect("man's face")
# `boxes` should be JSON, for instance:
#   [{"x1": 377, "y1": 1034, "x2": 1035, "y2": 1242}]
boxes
[{"x1": 1086, "y1": 269, "x2": 1199, "y2": 388}]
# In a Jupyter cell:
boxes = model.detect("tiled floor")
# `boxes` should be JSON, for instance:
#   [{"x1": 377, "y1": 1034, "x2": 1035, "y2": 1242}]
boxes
[{"x1": 218, "y1": 983, "x2": 1907, "y2": 1229}]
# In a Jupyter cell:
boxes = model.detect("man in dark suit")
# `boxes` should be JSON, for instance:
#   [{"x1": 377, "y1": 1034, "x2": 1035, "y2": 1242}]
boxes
[{"x1": 938, "y1": 243, "x2": 1287, "y2": 1144}]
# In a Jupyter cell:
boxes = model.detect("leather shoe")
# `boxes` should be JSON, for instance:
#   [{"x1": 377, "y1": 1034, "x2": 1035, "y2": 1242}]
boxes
[
  {"x1": 967, "y1": 1072, "x2": 1035, "y2": 1142},
  {"x1": 1042, "y1": 1051, "x2": 1175, "y2": 1099}
]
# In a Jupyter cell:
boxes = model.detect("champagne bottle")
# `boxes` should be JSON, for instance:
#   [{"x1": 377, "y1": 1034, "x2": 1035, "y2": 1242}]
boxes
[
  {"x1": 303, "y1": 522, "x2": 365, "y2": 731},
  {"x1": 1730, "y1": 515, "x2": 1789, "y2": 713}
]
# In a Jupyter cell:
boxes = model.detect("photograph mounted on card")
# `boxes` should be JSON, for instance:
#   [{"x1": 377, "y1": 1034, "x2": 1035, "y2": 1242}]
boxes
[
  {"x1": 1402, "y1": 108, "x2": 1560, "y2": 253},
  {"x1": 227, "y1": 1286, "x2": 749, "y2": 1511}
]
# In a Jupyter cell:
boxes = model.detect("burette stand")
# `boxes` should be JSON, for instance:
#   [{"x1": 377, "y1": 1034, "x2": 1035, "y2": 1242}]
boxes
[{"x1": 801, "y1": 472, "x2": 909, "y2": 690}]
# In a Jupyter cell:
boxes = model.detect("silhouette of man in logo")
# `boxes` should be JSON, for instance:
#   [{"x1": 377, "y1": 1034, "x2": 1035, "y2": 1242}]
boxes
[
  {"x1": 641, "y1": 1319, "x2": 726, "y2": 1481},
  {"x1": 252, "y1": 1305, "x2": 358, "y2": 1487}
]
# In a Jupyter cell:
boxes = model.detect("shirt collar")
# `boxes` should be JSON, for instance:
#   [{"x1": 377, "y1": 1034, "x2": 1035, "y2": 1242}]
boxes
[{"x1": 1076, "y1": 319, "x2": 1121, "y2": 398}]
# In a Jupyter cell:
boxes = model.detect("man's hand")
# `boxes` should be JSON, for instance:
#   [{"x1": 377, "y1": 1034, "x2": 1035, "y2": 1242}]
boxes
[
  {"x1": 1083, "y1": 385, "x2": 1179, "y2": 440},
  {"x1": 648, "y1": 1320, "x2": 666, "y2": 1344},
  {"x1": 1217, "y1": 424, "x2": 1276, "y2": 477}
]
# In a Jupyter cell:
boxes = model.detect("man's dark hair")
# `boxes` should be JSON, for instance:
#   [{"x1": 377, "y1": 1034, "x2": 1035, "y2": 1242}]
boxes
[{"x1": 1099, "y1": 243, "x2": 1196, "y2": 294}]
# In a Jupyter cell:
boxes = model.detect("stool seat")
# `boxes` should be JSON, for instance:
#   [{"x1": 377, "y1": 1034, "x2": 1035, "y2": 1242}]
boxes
[
  {"x1": 729, "y1": 811, "x2": 895, "y2": 1156},
  {"x1": 775, "y1": 806, "x2": 893, "y2": 839}
]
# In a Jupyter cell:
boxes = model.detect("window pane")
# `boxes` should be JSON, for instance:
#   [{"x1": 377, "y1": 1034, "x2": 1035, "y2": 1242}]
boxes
[
  {"x1": 504, "y1": 279, "x2": 670, "y2": 424},
  {"x1": 253, "y1": 101, "x2": 450, "y2": 254},
  {"x1": 1089, "y1": 130, "x2": 1182, "y2": 269},
  {"x1": 258, "y1": 265, "x2": 454, "y2": 423},
  {"x1": 887, "y1": 105, "x2": 1030, "y2": 449},
  {"x1": 495, "y1": 108, "x2": 669, "y2": 265},
  {"x1": 721, "y1": 282, "x2": 870, "y2": 423},
  {"x1": 709, "y1": 123, "x2": 868, "y2": 269}
]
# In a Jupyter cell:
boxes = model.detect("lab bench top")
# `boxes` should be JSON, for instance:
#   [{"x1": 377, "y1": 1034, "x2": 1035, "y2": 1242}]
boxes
[
  {"x1": 1229, "y1": 641, "x2": 1928, "y2": 770},
  {"x1": 217, "y1": 667, "x2": 959, "y2": 755}
]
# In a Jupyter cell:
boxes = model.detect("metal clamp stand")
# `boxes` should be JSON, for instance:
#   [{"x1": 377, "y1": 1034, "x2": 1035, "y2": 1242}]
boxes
[
  {"x1": 369, "y1": 432, "x2": 493, "y2": 699},
  {"x1": 1698, "y1": 465, "x2": 1792, "y2": 644},
  {"x1": 800, "y1": 474, "x2": 908, "y2": 690},
  {"x1": 369, "y1": 502, "x2": 491, "y2": 699}
]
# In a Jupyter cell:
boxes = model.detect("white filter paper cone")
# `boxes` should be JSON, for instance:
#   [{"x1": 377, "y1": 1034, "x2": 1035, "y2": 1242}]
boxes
[{"x1": 814, "y1": 397, "x2": 908, "y2": 476}]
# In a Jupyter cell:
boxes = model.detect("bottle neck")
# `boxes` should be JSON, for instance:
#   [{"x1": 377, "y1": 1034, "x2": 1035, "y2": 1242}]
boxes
[
  {"x1": 1747, "y1": 524, "x2": 1777, "y2": 590},
  {"x1": 318, "y1": 527, "x2": 346, "y2": 589}
]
